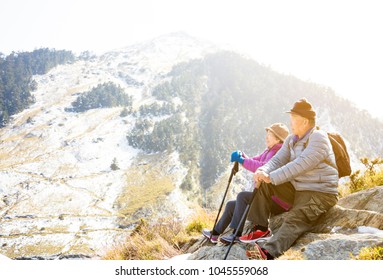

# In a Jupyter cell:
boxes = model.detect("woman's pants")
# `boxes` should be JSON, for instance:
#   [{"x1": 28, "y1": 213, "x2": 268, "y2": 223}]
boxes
[{"x1": 214, "y1": 191, "x2": 254, "y2": 235}]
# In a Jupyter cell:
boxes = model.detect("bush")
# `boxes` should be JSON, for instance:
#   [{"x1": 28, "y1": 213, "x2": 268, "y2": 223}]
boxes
[
  {"x1": 352, "y1": 246, "x2": 383, "y2": 260},
  {"x1": 346, "y1": 157, "x2": 383, "y2": 194},
  {"x1": 120, "y1": 107, "x2": 131, "y2": 117},
  {"x1": 110, "y1": 158, "x2": 120, "y2": 171}
]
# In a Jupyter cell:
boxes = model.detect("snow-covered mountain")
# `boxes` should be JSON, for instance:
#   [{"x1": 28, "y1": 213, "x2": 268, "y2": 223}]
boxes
[
  {"x1": 1, "y1": 32, "x2": 382, "y2": 260},
  {"x1": 0, "y1": 33, "x2": 221, "y2": 259}
]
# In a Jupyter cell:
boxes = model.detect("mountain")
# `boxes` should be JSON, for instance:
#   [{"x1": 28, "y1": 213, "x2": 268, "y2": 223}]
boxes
[{"x1": 1, "y1": 32, "x2": 382, "y2": 259}]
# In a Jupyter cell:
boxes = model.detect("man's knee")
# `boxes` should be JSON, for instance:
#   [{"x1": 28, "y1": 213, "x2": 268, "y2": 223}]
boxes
[{"x1": 257, "y1": 182, "x2": 274, "y2": 197}]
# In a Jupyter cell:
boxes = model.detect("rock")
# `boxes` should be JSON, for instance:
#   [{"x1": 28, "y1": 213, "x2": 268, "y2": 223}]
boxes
[
  {"x1": 187, "y1": 241, "x2": 248, "y2": 260},
  {"x1": 337, "y1": 185, "x2": 383, "y2": 213},
  {"x1": 312, "y1": 206, "x2": 383, "y2": 232},
  {"x1": 185, "y1": 234, "x2": 250, "y2": 260},
  {"x1": 301, "y1": 233, "x2": 383, "y2": 260},
  {"x1": 188, "y1": 186, "x2": 383, "y2": 260}
]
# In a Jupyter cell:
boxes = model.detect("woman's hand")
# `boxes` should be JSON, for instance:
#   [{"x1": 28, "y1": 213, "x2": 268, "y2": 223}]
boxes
[{"x1": 231, "y1": 150, "x2": 244, "y2": 164}]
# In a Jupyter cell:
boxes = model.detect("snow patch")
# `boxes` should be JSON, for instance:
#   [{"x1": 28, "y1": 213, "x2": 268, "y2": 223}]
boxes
[{"x1": 357, "y1": 226, "x2": 383, "y2": 236}]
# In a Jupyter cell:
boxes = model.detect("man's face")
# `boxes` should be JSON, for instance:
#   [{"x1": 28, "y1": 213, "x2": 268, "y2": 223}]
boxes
[{"x1": 290, "y1": 113, "x2": 307, "y2": 136}]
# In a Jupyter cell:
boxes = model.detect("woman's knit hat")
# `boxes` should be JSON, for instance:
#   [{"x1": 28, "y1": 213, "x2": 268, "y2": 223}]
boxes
[
  {"x1": 286, "y1": 98, "x2": 316, "y2": 119},
  {"x1": 266, "y1": 123, "x2": 290, "y2": 142}
]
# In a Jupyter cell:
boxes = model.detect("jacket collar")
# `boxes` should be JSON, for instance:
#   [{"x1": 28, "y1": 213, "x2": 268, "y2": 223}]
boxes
[{"x1": 293, "y1": 127, "x2": 315, "y2": 145}]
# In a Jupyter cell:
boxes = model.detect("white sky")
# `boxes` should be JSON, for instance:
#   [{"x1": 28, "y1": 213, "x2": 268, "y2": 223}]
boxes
[{"x1": 1, "y1": 0, "x2": 383, "y2": 119}]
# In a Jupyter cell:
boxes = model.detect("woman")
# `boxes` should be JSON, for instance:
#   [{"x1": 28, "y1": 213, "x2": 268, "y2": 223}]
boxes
[{"x1": 202, "y1": 123, "x2": 289, "y2": 244}]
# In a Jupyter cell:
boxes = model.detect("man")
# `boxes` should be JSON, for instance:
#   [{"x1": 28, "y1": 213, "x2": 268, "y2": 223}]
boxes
[{"x1": 241, "y1": 98, "x2": 339, "y2": 260}]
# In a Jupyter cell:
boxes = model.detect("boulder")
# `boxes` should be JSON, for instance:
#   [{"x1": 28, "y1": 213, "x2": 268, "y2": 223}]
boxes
[
  {"x1": 188, "y1": 186, "x2": 383, "y2": 260},
  {"x1": 337, "y1": 185, "x2": 383, "y2": 212},
  {"x1": 187, "y1": 244, "x2": 248, "y2": 260},
  {"x1": 184, "y1": 234, "x2": 249, "y2": 260},
  {"x1": 298, "y1": 232, "x2": 383, "y2": 260}
]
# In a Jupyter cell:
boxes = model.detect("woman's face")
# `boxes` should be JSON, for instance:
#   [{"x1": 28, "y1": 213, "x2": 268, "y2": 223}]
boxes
[{"x1": 266, "y1": 130, "x2": 281, "y2": 148}]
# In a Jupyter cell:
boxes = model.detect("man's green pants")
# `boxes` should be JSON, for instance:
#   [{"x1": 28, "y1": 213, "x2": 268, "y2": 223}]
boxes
[{"x1": 247, "y1": 182, "x2": 338, "y2": 258}]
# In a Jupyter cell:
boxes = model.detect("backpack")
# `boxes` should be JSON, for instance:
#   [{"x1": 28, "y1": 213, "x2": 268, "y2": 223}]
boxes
[{"x1": 327, "y1": 132, "x2": 352, "y2": 178}]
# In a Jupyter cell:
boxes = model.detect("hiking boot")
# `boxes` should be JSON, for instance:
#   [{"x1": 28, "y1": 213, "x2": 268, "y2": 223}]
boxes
[
  {"x1": 219, "y1": 233, "x2": 240, "y2": 245},
  {"x1": 246, "y1": 243, "x2": 268, "y2": 260},
  {"x1": 239, "y1": 229, "x2": 271, "y2": 243},
  {"x1": 202, "y1": 229, "x2": 218, "y2": 243}
]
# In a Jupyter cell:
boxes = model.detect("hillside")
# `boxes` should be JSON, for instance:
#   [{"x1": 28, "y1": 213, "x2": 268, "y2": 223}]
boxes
[
  {"x1": 1, "y1": 33, "x2": 382, "y2": 259},
  {"x1": 0, "y1": 48, "x2": 75, "y2": 126},
  {"x1": 141, "y1": 51, "x2": 383, "y2": 189}
]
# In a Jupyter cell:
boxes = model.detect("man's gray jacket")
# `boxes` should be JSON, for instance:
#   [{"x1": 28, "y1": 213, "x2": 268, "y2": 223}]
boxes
[{"x1": 258, "y1": 128, "x2": 339, "y2": 195}]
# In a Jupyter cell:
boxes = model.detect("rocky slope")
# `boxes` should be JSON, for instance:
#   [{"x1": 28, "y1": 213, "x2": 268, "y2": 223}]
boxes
[{"x1": 186, "y1": 186, "x2": 383, "y2": 260}]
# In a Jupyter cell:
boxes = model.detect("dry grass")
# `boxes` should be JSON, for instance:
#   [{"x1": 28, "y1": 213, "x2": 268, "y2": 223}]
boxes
[
  {"x1": 277, "y1": 248, "x2": 305, "y2": 260},
  {"x1": 103, "y1": 208, "x2": 215, "y2": 260},
  {"x1": 103, "y1": 233, "x2": 181, "y2": 260},
  {"x1": 115, "y1": 154, "x2": 175, "y2": 217},
  {"x1": 185, "y1": 207, "x2": 216, "y2": 235},
  {"x1": 103, "y1": 218, "x2": 187, "y2": 260}
]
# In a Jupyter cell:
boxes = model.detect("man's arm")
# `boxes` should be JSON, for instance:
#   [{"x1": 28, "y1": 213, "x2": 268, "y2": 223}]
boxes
[
  {"x1": 254, "y1": 135, "x2": 292, "y2": 184},
  {"x1": 269, "y1": 131, "x2": 331, "y2": 185},
  {"x1": 257, "y1": 135, "x2": 292, "y2": 174}
]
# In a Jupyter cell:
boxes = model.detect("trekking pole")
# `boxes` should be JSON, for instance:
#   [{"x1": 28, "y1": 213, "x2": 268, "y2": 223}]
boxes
[
  {"x1": 223, "y1": 181, "x2": 260, "y2": 260},
  {"x1": 209, "y1": 161, "x2": 239, "y2": 242}
]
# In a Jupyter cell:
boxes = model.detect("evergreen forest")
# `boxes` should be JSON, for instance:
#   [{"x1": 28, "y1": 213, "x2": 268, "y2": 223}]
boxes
[
  {"x1": 0, "y1": 49, "x2": 74, "y2": 126},
  {"x1": 67, "y1": 82, "x2": 133, "y2": 112}
]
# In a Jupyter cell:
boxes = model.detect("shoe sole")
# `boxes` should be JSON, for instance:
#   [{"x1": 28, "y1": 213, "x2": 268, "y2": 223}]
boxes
[
  {"x1": 255, "y1": 236, "x2": 272, "y2": 243},
  {"x1": 239, "y1": 234, "x2": 271, "y2": 244},
  {"x1": 219, "y1": 238, "x2": 240, "y2": 245},
  {"x1": 202, "y1": 232, "x2": 218, "y2": 243}
]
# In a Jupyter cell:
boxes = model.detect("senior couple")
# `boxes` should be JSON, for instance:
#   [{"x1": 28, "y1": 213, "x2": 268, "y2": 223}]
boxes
[{"x1": 202, "y1": 98, "x2": 339, "y2": 260}]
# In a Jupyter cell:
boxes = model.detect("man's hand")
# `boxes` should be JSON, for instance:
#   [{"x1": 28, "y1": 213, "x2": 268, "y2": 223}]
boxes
[{"x1": 253, "y1": 170, "x2": 271, "y2": 184}]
